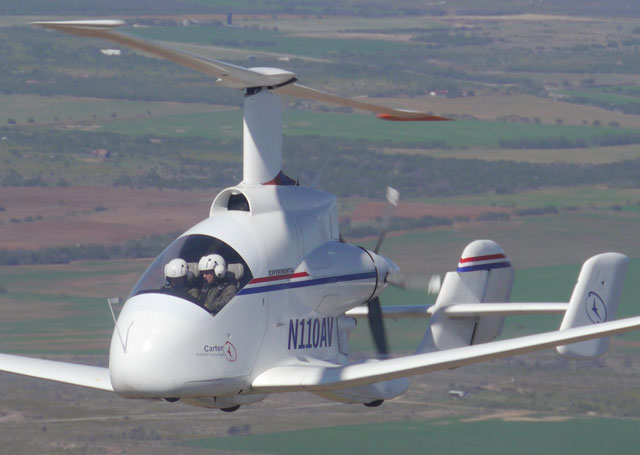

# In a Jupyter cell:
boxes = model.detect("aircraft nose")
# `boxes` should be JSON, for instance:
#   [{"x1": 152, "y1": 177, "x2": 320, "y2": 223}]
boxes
[{"x1": 108, "y1": 294, "x2": 213, "y2": 398}]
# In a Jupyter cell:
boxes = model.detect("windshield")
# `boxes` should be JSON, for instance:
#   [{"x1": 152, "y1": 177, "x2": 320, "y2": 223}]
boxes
[{"x1": 129, "y1": 234, "x2": 252, "y2": 311}]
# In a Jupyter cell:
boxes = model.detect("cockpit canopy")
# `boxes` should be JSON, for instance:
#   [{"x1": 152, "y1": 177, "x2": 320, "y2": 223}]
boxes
[{"x1": 130, "y1": 234, "x2": 253, "y2": 303}]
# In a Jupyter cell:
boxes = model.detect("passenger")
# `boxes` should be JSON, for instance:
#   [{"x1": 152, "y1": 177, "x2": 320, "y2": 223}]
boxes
[
  {"x1": 163, "y1": 258, "x2": 198, "y2": 301},
  {"x1": 197, "y1": 254, "x2": 237, "y2": 315}
]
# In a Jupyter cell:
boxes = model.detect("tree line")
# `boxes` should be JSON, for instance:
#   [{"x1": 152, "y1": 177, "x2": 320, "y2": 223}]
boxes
[
  {"x1": 0, "y1": 232, "x2": 179, "y2": 266},
  {"x1": 4, "y1": 131, "x2": 640, "y2": 198}
]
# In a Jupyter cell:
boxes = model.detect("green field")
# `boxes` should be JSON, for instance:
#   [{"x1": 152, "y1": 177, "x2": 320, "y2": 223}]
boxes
[
  {"x1": 0, "y1": 260, "x2": 146, "y2": 354},
  {"x1": 564, "y1": 88, "x2": 640, "y2": 105},
  {"x1": 193, "y1": 417, "x2": 640, "y2": 455},
  {"x1": 0, "y1": 94, "x2": 228, "y2": 125},
  {"x1": 98, "y1": 108, "x2": 640, "y2": 149},
  {"x1": 563, "y1": 87, "x2": 640, "y2": 113},
  {"x1": 238, "y1": 15, "x2": 445, "y2": 33}
]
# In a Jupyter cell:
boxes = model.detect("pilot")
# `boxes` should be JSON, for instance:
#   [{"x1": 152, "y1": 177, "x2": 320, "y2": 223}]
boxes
[
  {"x1": 197, "y1": 254, "x2": 237, "y2": 315},
  {"x1": 163, "y1": 258, "x2": 198, "y2": 301}
]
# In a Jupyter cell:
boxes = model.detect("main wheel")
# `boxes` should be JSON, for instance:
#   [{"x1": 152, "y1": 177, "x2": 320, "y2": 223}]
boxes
[
  {"x1": 363, "y1": 399, "x2": 384, "y2": 408},
  {"x1": 220, "y1": 405, "x2": 241, "y2": 412}
]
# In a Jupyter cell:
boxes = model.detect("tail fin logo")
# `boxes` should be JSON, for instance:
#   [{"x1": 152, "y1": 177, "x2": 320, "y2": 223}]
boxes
[{"x1": 585, "y1": 291, "x2": 607, "y2": 323}]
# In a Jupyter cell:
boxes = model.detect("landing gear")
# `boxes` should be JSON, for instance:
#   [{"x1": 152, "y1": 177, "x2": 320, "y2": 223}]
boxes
[
  {"x1": 220, "y1": 405, "x2": 241, "y2": 412},
  {"x1": 363, "y1": 399, "x2": 384, "y2": 408}
]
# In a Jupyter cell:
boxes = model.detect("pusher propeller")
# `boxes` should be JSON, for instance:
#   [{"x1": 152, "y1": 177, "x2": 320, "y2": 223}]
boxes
[
  {"x1": 366, "y1": 187, "x2": 400, "y2": 357},
  {"x1": 367, "y1": 297, "x2": 388, "y2": 356},
  {"x1": 365, "y1": 187, "x2": 442, "y2": 356},
  {"x1": 386, "y1": 272, "x2": 442, "y2": 295}
]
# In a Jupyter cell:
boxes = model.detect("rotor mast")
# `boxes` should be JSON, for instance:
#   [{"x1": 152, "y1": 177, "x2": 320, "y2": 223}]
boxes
[{"x1": 242, "y1": 89, "x2": 283, "y2": 185}]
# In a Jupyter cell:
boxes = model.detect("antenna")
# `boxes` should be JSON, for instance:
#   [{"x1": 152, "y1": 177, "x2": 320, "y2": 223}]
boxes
[{"x1": 107, "y1": 297, "x2": 129, "y2": 353}]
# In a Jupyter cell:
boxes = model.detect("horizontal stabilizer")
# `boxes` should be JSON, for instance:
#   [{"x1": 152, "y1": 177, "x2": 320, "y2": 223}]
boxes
[
  {"x1": 440, "y1": 302, "x2": 568, "y2": 316},
  {"x1": 0, "y1": 353, "x2": 112, "y2": 391},
  {"x1": 346, "y1": 304, "x2": 433, "y2": 318},
  {"x1": 252, "y1": 315, "x2": 640, "y2": 392},
  {"x1": 345, "y1": 302, "x2": 568, "y2": 319}
]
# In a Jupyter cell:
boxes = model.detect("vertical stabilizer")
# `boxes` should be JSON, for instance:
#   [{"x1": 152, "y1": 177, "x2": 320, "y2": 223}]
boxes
[
  {"x1": 417, "y1": 240, "x2": 514, "y2": 353},
  {"x1": 557, "y1": 253, "x2": 628, "y2": 358},
  {"x1": 242, "y1": 89, "x2": 282, "y2": 185}
]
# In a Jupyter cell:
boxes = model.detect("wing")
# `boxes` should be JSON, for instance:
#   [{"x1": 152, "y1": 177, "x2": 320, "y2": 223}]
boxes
[
  {"x1": 0, "y1": 353, "x2": 112, "y2": 391},
  {"x1": 252, "y1": 315, "x2": 640, "y2": 392},
  {"x1": 32, "y1": 20, "x2": 449, "y2": 121}
]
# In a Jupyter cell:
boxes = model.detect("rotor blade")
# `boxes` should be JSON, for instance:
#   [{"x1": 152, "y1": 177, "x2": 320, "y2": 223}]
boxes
[
  {"x1": 31, "y1": 20, "x2": 296, "y2": 89},
  {"x1": 33, "y1": 20, "x2": 450, "y2": 121},
  {"x1": 367, "y1": 297, "x2": 389, "y2": 356},
  {"x1": 275, "y1": 83, "x2": 451, "y2": 121}
]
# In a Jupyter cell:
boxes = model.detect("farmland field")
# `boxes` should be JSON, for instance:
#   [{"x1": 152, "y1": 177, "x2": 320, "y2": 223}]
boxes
[
  {"x1": 193, "y1": 417, "x2": 640, "y2": 455},
  {"x1": 562, "y1": 87, "x2": 640, "y2": 112},
  {"x1": 385, "y1": 143, "x2": 640, "y2": 164},
  {"x1": 0, "y1": 94, "x2": 228, "y2": 126},
  {"x1": 98, "y1": 108, "x2": 640, "y2": 149},
  {"x1": 0, "y1": 186, "x2": 215, "y2": 249},
  {"x1": 127, "y1": 25, "x2": 409, "y2": 59},
  {"x1": 411, "y1": 186, "x2": 640, "y2": 208},
  {"x1": 3, "y1": 4, "x2": 640, "y2": 454}
]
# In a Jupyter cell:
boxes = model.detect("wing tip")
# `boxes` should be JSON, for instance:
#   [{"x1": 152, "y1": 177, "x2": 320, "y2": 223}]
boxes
[
  {"x1": 31, "y1": 20, "x2": 125, "y2": 32},
  {"x1": 376, "y1": 113, "x2": 452, "y2": 122}
]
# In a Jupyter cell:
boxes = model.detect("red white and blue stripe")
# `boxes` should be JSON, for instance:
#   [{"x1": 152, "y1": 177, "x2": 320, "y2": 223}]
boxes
[
  {"x1": 237, "y1": 270, "x2": 377, "y2": 295},
  {"x1": 457, "y1": 253, "x2": 511, "y2": 272}
]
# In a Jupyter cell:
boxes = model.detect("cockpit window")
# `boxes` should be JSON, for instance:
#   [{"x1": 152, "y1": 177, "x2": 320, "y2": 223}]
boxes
[{"x1": 129, "y1": 234, "x2": 252, "y2": 314}]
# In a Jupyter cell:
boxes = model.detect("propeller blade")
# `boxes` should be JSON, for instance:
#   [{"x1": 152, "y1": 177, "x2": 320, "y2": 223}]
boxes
[
  {"x1": 428, "y1": 274, "x2": 442, "y2": 294},
  {"x1": 374, "y1": 186, "x2": 400, "y2": 254},
  {"x1": 367, "y1": 297, "x2": 389, "y2": 357},
  {"x1": 387, "y1": 272, "x2": 442, "y2": 295}
]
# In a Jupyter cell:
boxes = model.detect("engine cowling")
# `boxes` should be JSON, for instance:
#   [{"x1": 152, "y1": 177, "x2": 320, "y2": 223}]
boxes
[{"x1": 293, "y1": 241, "x2": 397, "y2": 315}]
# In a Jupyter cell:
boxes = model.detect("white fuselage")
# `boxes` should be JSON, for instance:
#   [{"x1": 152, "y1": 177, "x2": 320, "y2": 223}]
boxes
[{"x1": 109, "y1": 184, "x2": 396, "y2": 402}]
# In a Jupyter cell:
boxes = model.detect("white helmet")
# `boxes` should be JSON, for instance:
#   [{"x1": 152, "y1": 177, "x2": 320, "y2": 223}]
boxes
[
  {"x1": 198, "y1": 254, "x2": 227, "y2": 279},
  {"x1": 164, "y1": 258, "x2": 187, "y2": 278}
]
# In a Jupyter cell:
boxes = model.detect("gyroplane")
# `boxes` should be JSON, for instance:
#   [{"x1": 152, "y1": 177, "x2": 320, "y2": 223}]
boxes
[{"x1": 1, "y1": 20, "x2": 640, "y2": 412}]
